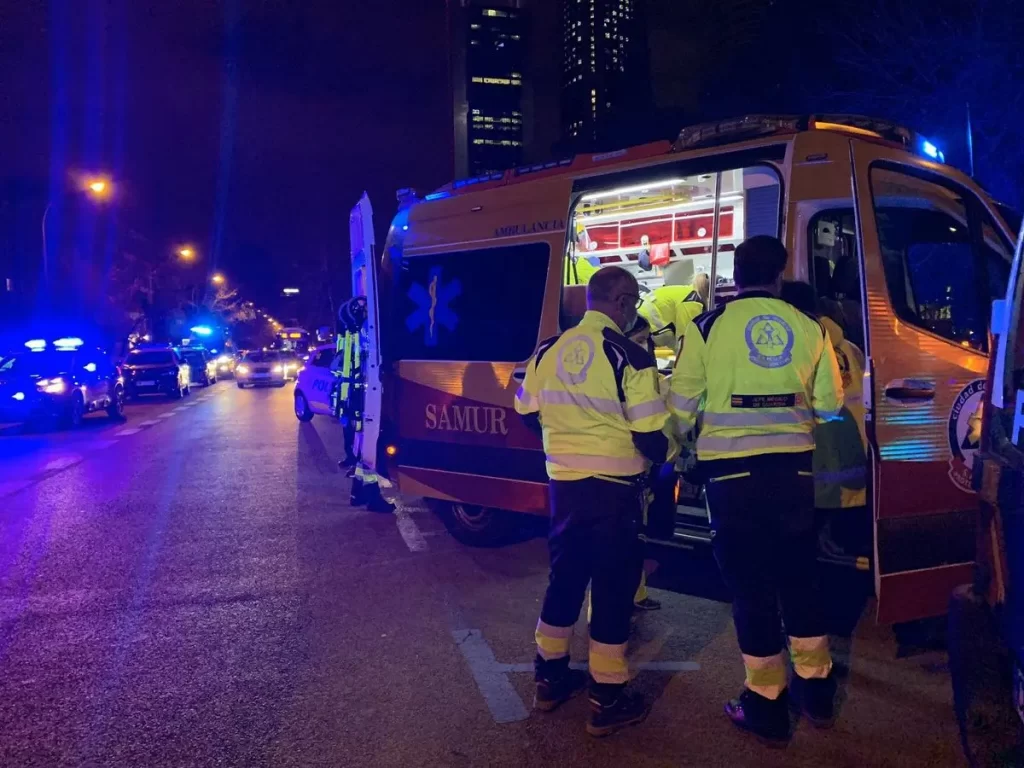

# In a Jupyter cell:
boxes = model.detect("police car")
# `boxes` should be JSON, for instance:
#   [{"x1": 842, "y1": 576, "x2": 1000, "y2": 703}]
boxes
[
  {"x1": 0, "y1": 337, "x2": 126, "y2": 429},
  {"x1": 293, "y1": 344, "x2": 338, "y2": 421}
]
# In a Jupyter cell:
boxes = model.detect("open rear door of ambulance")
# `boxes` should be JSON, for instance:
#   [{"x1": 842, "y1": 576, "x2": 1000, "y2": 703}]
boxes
[
  {"x1": 350, "y1": 193, "x2": 383, "y2": 474},
  {"x1": 850, "y1": 142, "x2": 1015, "y2": 623}
]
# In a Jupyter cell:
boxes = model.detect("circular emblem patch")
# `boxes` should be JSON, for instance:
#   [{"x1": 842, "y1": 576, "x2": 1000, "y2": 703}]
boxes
[
  {"x1": 745, "y1": 314, "x2": 794, "y2": 369},
  {"x1": 948, "y1": 379, "x2": 985, "y2": 493},
  {"x1": 557, "y1": 334, "x2": 595, "y2": 386}
]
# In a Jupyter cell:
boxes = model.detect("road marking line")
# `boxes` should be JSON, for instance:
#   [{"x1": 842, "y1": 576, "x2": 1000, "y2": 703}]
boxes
[
  {"x1": 452, "y1": 630, "x2": 529, "y2": 724},
  {"x1": 394, "y1": 508, "x2": 428, "y2": 552},
  {"x1": 114, "y1": 428, "x2": 142, "y2": 436},
  {"x1": 138, "y1": 420, "x2": 160, "y2": 426},
  {"x1": 43, "y1": 456, "x2": 83, "y2": 472},
  {"x1": 171, "y1": 407, "x2": 187, "y2": 412}
]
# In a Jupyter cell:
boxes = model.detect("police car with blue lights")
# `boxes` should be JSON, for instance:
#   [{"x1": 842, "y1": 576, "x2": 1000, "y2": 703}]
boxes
[{"x1": 0, "y1": 337, "x2": 126, "y2": 429}]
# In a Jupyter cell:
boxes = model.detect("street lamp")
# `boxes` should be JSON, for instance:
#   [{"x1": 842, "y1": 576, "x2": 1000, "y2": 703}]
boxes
[
  {"x1": 211, "y1": 273, "x2": 225, "y2": 285},
  {"x1": 178, "y1": 246, "x2": 196, "y2": 261},
  {"x1": 42, "y1": 173, "x2": 114, "y2": 286}
]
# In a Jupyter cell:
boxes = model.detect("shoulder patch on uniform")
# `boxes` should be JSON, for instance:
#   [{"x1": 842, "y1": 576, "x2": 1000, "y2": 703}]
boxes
[
  {"x1": 534, "y1": 334, "x2": 561, "y2": 365},
  {"x1": 683, "y1": 290, "x2": 701, "y2": 304},
  {"x1": 693, "y1": 305, "x2": 727, "y2": 342},
  {"x1": 601, "y1": 328, "x2": 655, "y2": 370}
]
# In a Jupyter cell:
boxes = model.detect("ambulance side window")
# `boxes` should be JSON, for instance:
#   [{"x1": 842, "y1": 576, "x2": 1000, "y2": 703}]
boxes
[
  {"x1": 870, "y1": 167, "x2": 1010, "y2": 353},
  {"x1": 396, "y1": 242, "x2": 550, "y2": 362}
]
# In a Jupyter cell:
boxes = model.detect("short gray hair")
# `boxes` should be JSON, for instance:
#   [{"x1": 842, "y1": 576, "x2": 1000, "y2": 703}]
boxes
[{"x1": 587, "y1": 266, "x2": 636, "y2": 303}]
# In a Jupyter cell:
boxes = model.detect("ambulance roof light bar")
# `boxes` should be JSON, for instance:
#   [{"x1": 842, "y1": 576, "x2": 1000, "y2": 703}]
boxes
[{"x1": 675, "y1": 114, "x2": 945, "y2": 163}]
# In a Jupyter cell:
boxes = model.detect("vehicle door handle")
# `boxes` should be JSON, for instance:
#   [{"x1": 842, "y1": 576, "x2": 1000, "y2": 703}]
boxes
[
  {"x1": 512, "y1": 370, "x2": 527, "y2": 382},
  {"x1": 884, "y1": 379, "x2": 936, "y2": 401}
]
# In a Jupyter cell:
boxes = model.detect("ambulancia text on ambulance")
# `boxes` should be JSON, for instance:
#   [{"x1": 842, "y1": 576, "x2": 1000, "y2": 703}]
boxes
[{"x1": 350, "y1": 115, "x2": 1020, "y2": 626}]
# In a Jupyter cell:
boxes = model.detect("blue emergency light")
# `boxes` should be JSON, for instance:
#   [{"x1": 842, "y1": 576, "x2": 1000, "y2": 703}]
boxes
[
  {"x1": 24, "y1": 339, "x2": 47, "y2": 351},
  {"x1": 190, "y1": 325, "x2": 213, "y2": 336},
  {"x1": 53, "y1": 337, "x2": 84, "y2": 350}
]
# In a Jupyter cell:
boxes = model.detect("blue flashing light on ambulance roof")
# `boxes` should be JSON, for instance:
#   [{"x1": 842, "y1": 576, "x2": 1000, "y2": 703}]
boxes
[
  {"x1": 24, "y1": 339, "x2": 47, "y2": 351},
  {"x1": 190, "y1": 325, "x2": 213, "y2": 336}
]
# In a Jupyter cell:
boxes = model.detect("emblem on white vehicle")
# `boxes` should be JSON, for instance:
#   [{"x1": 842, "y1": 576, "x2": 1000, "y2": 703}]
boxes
[{"x1": 948, "y1": 379, "x2": 985, "y2": 493}]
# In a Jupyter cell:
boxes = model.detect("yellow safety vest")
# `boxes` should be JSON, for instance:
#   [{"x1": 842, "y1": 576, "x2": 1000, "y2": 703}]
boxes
[
  {"x1": 813, "y1": 316, "x2": 867, "y2": 508},
  {"x1": 515, "y1": 310, "x2": 670, "y2": 481},
  {"x1": 638, "y1": 284, "x2": 705, "y2": 349},
  {"x1": 669, "y1": 291, "x2": 844, "y2": 461},
  {"x1": 563, "y1": 254, "x2": 599, "y2": 286}
]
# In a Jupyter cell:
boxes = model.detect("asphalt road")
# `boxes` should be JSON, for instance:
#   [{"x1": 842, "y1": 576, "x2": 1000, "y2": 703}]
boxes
[{"x1": 0, "y1": 383, "x2": 965, "y2": 767}]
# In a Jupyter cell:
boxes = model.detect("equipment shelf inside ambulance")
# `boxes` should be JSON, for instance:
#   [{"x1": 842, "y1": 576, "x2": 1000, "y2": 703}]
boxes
[
  {"x1": 570, "y1": 167, "x2": 781, "y2": 294},
  {"x1": 566, "y1": 166, "x2": 782, "y2": 373}
]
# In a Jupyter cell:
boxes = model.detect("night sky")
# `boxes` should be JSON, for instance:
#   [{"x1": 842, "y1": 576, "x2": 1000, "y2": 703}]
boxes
[{"x1": 1, "y1": 0, "x2": 454, "y2": 310}]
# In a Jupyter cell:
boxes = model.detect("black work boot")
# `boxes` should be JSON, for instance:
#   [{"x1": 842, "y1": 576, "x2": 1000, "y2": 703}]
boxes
[
  {"x1": 586, "y1": 683, "x2": 650, "y2": 737},
  {"x1": 339, "y1": 453, "x2": 357, "y2": 468},
  {"x1": 364, "y1": 483, "x2": 396, "y2": 514},
  {"x1": 349, "y1": 478, "x2": 367, "y2": 507},
  {"x1": 533, "y1": 659, "x2": 587, "y2": 712},
  {"x1": 792, "y1": 673, "x2": 838, "y2": 728},
  {"x1": 724, "y1": 688, "x2": 791, "y2": 747}
]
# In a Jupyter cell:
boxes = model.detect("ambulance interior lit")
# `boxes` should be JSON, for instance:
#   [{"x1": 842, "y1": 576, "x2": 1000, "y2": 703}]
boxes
[{"x1": 563, "y1": 166, "x2": 782, "y2": 368}]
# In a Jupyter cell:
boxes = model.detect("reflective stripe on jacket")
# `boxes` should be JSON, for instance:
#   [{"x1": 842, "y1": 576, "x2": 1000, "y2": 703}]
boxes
[
  {"x1": 669, "y1": 291, "x2": 844, "y2": 461},
  {"x1": 515, "y1": 310, "x2": 669, "y2": 481}
]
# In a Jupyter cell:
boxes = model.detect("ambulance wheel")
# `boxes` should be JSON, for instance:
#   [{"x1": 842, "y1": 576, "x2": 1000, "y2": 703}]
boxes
[
  {"x1": 433, "y1": 502, "x2": 524, "y2": 548},
  {"x1": 294, "y1": 391, "x2": 314, "y2": 422},
  {"x1": 948, "y1": 584, "x2": 1022, "y2": 767}
]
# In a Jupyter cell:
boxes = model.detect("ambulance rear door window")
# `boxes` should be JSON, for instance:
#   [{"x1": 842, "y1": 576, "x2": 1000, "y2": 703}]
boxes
[{"x1": 396, "y1": 242, "x2": 549, "y2": 362}]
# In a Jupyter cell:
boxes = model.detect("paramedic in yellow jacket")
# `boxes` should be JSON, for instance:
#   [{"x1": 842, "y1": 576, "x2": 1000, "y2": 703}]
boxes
[
  {"x1": 638, "y1": 271, "x2": 711, "y2": 352},
  {"x1": 669, "y1": 236, "x2": 844, "y2": 746},
  {"x1": 515, "y1": 266, "x2": 672, "y2": 737},
  {"x1": 780, "y1": 281, "x2": 867, "y2": 513}
]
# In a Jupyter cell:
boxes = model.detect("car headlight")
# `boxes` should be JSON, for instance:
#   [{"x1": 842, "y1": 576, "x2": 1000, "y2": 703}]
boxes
[
  {"x1": 36, "y1": 377, "x2": 67, "y2": 394},
  {"x1": 236, "y1": 365, "x2": 250, "y2": 375},
  {"x1": 272, "y1": 365, "x2": 284, "y2": 373},
  {"x1": 285, "y1": 363, "x2": 296, "y2": 371}
]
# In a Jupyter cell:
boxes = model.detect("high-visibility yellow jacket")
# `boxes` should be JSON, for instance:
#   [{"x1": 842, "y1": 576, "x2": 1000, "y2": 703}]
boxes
[
  {"x1": 669, "y1": 290, "x2": 844, "y2": 461},
  {"x1": 515, "y1": 310, "x2": 670, "y2": 481},
  {"x1": 563, "y1": 255, "x2": 599, "y2": 286},
  {"x1": 813, "y1": 316, "x2": 867, "y2": 508},
  {"x1": 638, "y1": 284, "x2": 705, "y2": 349}
]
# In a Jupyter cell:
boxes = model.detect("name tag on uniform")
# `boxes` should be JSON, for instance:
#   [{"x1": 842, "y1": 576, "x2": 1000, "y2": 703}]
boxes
[{"x1": 731, "y1": 393, "x2": 802, "y2": 408}]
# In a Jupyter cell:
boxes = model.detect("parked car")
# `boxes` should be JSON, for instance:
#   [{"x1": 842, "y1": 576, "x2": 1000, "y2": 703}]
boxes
[
  {"x1": 0, "y1": 338, "x2": 125, "y2": 428},
  {"x1": 213, "y1": 352, "x2": 237, "y2": 378},
  {"x1": 293, "y1": 344, "x2": 338, "y2": 421},
  {"x1": 122, "y1": 346, "x2": 191, "y2": 399},
  {"x1": 179, "y1": 348, "x2": 218, "y2": 386}
]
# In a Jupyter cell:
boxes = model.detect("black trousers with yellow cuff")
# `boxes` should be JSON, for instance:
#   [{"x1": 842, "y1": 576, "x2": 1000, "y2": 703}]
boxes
[
  {"x1": 535, "y1": 474, "x2": 646, "y2": 697},
  {"x1": 703, "y1": 450, "x2": 832, "y2": 700}
]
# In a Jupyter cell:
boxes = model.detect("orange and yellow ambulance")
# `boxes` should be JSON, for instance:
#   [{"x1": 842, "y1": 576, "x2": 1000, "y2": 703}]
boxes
[{"x1": 347, "y1": 115, "x2": 1020, "y2": 625}]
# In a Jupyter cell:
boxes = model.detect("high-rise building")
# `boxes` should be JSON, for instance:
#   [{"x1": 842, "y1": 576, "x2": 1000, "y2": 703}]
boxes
[
  {"x1": 450, "y1": 1, "x2": 528, "y2": 178},
  {"x1": 560, "y1": 0, "x2": 649, "y2": 151}
]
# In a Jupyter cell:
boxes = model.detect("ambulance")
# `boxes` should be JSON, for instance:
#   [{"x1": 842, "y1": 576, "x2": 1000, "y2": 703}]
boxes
[{"x1": 350, "y1": 115, "x2": 1020, "y2": 626}]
